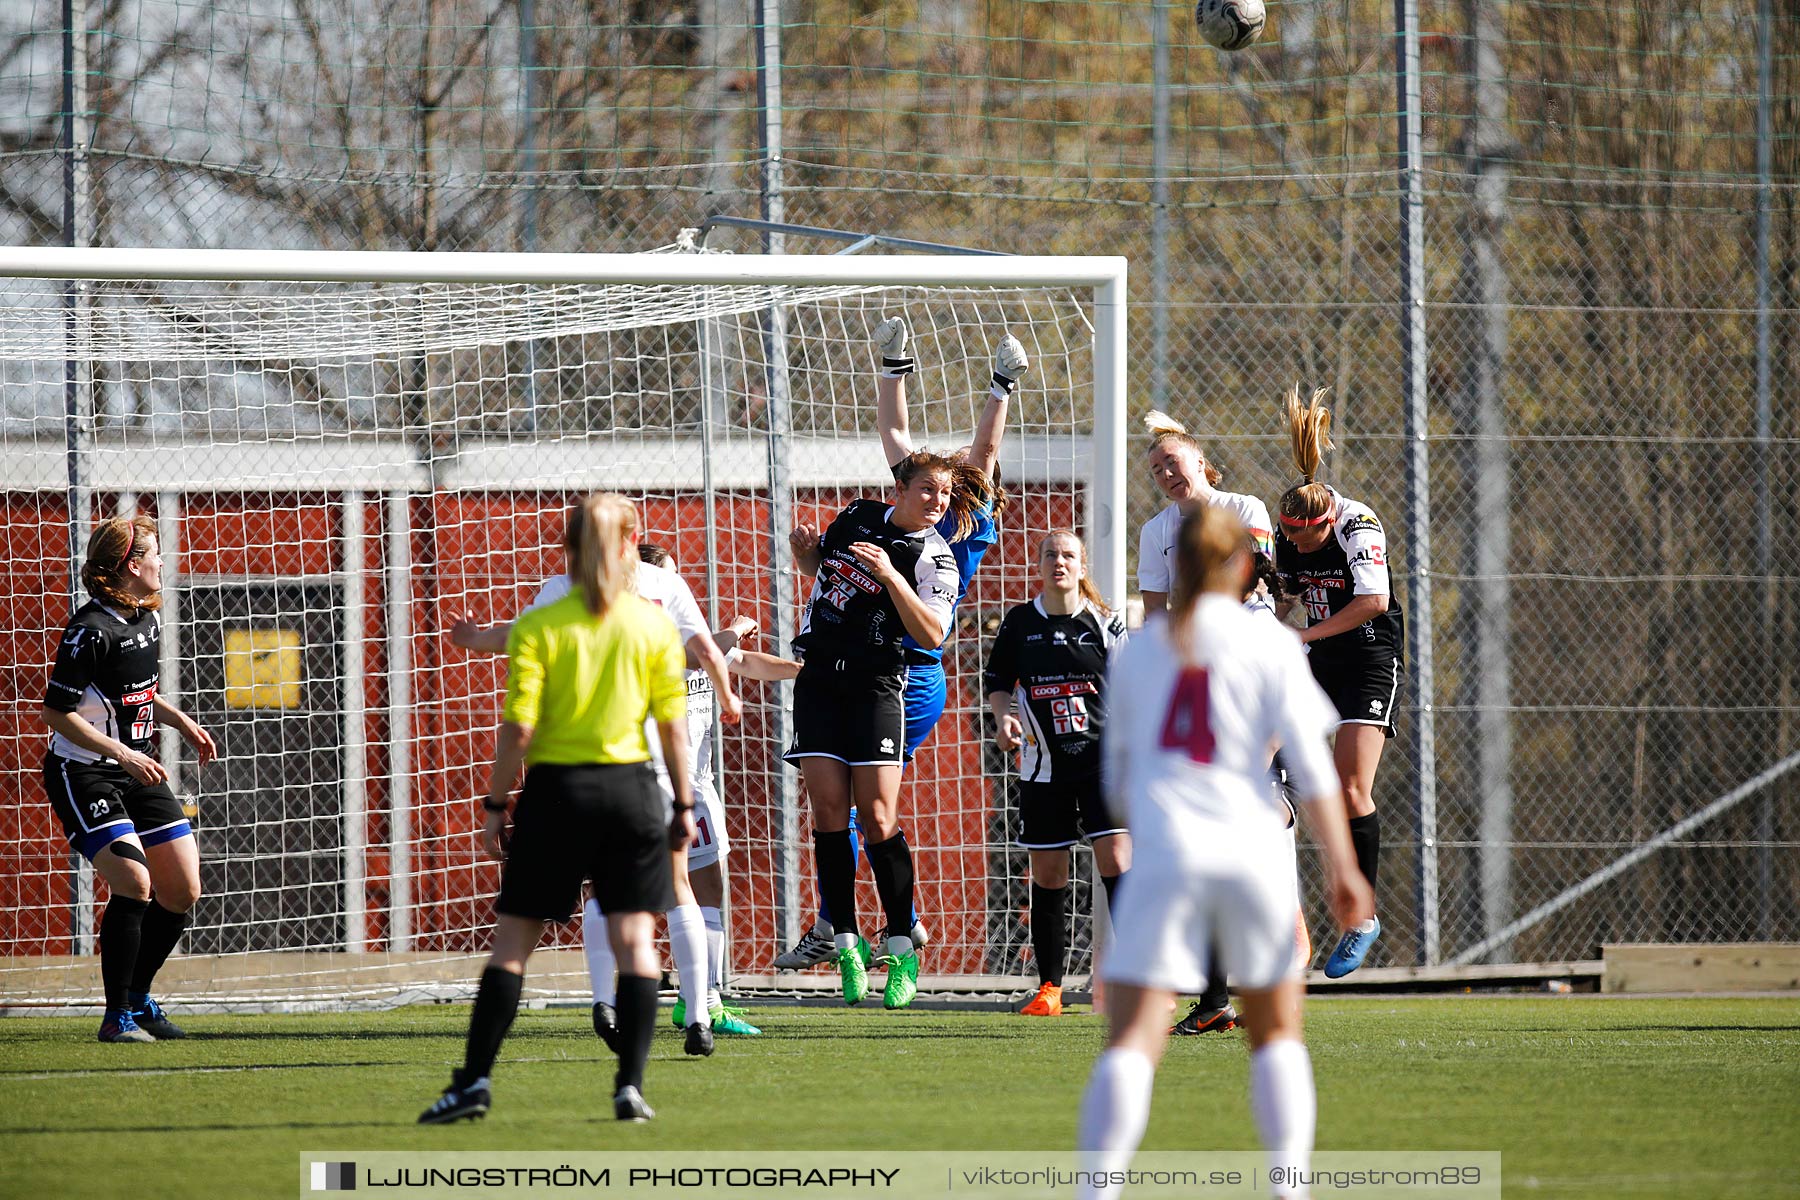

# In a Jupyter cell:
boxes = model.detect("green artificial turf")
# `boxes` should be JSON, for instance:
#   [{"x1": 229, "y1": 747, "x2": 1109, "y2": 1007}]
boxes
[{"x1": 2, "y1": 997, "x2": 1796, "y2": 1198}]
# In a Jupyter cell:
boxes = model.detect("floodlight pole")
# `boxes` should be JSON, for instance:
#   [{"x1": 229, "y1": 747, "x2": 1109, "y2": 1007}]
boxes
[
  {"x1": 517, "y1": 0, "x2": 541, "y2": 429},
  {"x1": 1396, "y1": 0, "x2": 1439, "y2": 965},
  {"x1": 1150, "y1": 0, "x2": 1172, "y2": 413},
  {"x1": 1753, "y1": 0, "x2": 1775, "y2": 941}
]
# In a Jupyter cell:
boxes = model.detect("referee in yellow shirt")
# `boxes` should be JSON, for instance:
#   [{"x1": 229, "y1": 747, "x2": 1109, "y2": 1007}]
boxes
[{"x1": 420, "y1": 493, "x2": 693, "y2": 1125}]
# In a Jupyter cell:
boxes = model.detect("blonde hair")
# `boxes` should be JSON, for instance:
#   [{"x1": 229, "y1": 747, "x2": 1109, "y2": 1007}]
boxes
[
  {"x1": 1278, "y1": 384, "x2": 1336, "y2": 524},
  {"x1": 82, "y1": 515, "x2": 162, "y2": 612},
  {"x1": 1143, "y1": 409, "x2": 1222, "y2": 488},
  {"x1": 1167, "y1": 506, "x2": 1248, "y2": 658},
  {"x1": 1038, "y1": 528, "x2": 1110, "y2": 615},
  {"x1": 564, "y1": 494, "x2": 638, "y2": 615}
]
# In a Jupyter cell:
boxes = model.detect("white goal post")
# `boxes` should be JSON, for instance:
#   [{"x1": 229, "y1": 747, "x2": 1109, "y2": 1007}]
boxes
[{"x1": 0, "y1": 245, "x2": 1126, "y2": 1009}]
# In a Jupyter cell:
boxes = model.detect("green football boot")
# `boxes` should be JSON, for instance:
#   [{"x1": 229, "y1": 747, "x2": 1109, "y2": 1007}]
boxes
[
  {"x1": 670, "y1": 997, "x2": 686, "y2": 1030},
  {"x1": 837, "y1": 940, "x2": 870, "y2": 1006},
  {"x1": 882, "y1": 950, "x2": 920, "y2": 1010},
  {"x1": 710, "y1": 1002, "x2": 762, "y2": 1036}
]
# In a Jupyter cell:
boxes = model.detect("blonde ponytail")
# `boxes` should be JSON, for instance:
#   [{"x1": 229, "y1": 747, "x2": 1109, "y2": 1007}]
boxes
[
  {"x1": 1278, "y1": 384, "x2": 1336, "y2": 525},
  {"x1": 565, "y1": 493, "x2": 638, "y2": 615},
  {"x1": 1167, "y1": 506, "x2": 1249, "y2": 658}
]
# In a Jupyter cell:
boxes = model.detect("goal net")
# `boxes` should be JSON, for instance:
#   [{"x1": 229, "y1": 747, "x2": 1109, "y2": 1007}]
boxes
[{"x1": 0, "y1": 243, "x2": 1126, "y2": 1010}]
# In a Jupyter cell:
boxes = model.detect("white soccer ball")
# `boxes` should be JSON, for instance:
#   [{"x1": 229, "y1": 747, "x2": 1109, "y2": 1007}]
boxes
[{"x1": 1195, "y1": 0, "x2": 1266, "y2": 51}]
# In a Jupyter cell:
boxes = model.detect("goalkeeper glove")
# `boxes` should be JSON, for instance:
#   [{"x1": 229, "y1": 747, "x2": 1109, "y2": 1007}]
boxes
[
  {"x1": 991, "y1": 333, "x2": 1029, "y2": 396},
  {"x1": 873, "y1": 316, "x2": 914, "y2": 378}
]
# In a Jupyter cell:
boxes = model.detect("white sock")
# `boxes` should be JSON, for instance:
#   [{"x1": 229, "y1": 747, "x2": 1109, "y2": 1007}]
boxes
[
  {"x1": 1250, "y1": 1038, "x2": 1316, "y2": 1198},
  {"x1": 1075, "y1": 1047, "x2": 1155, "y2": 1200},
  {"x1": 666, "y1": 904, "x2": 710, "y2": 1028},
  {"x1": 833, "y1": 931, "x2": 859, "y2": 951},
  {"x1": 702, "y1": 905, "x2": 726, "y2": 1013},
  {"x1": 581, "y1": 897, "x2": 616, "y2": 1006},
  {"x1": 885, "y1": 933, "x2": 913, "y2": 958}
]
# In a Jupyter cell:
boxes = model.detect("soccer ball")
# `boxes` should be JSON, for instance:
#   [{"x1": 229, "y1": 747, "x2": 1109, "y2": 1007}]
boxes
[{"x1": 1195, "y1": 0, "x2": 1266, "y2": 51}]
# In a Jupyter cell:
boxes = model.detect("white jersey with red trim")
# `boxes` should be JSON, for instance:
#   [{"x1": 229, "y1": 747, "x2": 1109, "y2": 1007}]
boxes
[
  {"x1": 527, "y1": 563, "x2": 716, "y2": 788},
  {"x1": 1103, "y1": 594, "x2": 1338, "y2": 846},
  {"x1": 1136, "y1": 491, "x2": 1275, "y2": 601}
]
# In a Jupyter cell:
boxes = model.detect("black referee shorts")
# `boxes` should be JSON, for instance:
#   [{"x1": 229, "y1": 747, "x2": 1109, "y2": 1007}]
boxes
[
  {"x1": 1313, "y1": 652, "x2": 1401, "y2": 740},
  {"x1": 494, "y1": 762, "x2": 673, "y2": 922},
  {"x1": 1015, "y1": 773, "x2": 1127, "y2": 850},
  {"x1": 783, "y1": 659, "x2": 906, "y2": 767}
]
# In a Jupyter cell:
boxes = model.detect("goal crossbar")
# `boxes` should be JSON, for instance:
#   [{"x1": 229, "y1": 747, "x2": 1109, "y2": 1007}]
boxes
[
  {"x1": 2, "y1": 246, "x2": 1130, "y2": 608},
  {"x1": 0, "y1": 246, "x2": 1126, "y2": 289}
]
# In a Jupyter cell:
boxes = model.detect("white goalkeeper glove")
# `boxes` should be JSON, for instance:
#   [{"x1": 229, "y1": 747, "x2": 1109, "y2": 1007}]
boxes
[
  {"x1": 991, "y1": 333, "x2": 1029, "y2": 396},
  {"x1": 873, "y1": 316, "x2": 914, "y2": 377}
]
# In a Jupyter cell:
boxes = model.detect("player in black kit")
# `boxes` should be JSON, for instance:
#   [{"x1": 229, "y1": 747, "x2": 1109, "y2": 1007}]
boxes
[
  {"x1": 1272, "y1": 385, "x2": 1404, "y2": 978},
  {"x1": 40, "y1": 515, "x2": 218, "y2": 1042},
  {"x1": 984, "y1": 530, "x2": 1129, "y2": 1017},
  {"x1": 785, "y1": 451, "x2": 962, "y2": 1010}
]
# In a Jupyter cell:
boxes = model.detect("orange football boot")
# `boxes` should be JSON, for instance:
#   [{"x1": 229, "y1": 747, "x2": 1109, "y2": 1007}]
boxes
[{"x1": 1019, "y1": 982, "x2": 1063, "y2": 1016}]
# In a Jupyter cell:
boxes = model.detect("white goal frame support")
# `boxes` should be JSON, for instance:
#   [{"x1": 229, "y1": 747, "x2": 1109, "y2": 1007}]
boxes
[{"x1": 0, "y1": 246, "x2": 1130, "y2": 606}]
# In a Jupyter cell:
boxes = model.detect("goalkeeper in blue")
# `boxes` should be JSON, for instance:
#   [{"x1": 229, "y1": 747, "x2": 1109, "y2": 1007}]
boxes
[{"x1": 774, "y1": 317, "x2": 1026, "y2": 972}]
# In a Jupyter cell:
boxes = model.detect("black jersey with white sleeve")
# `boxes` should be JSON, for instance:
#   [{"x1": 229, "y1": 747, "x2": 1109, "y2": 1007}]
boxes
[
  {"x1": 795, "y1": 499, "x2": 958, "y2": 674},
  {"x1": 1273, "y1": 490, "x2": 1404, "y2": 662},
  {"x1": 983, "y1": 599, "x2": 1126, "y2": 783},
  {"x1": 43, "y1": 601, "x2": 163, "y2": 765}
]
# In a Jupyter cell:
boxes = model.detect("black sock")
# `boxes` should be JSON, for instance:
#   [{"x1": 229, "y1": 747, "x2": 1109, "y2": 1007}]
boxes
[
  {"x1": 613, "y1": 973, "x2": 659, "y2": 1093},
  {"x1": 100, "y1": 895, "x2": 149, "y2": 1012},
  {"x1": 1348, "y1": 811, "x2": 1381, "y2": 894},
  {"x1": 129, "y1": 901, "x2": 191, "y2": 998},
  {"x1": 1099, "y1": 870, "x2": 1126, "y2": 914},
  {"x1": 455, "y1": 967, "x2": 522, "y2": 1087},
  {"x1": 863, "y1": 833, "x2": 916, "y2": 945},
  {"x1": 814, "y1": 830, "x2": 858, "y2": 941},
  {"x1": 1198, "y1": 938, "x2": 1231, "y2": 1012},
  {"x1": 1029, "y1": 883, "x2": 1070, "y2": 988}
]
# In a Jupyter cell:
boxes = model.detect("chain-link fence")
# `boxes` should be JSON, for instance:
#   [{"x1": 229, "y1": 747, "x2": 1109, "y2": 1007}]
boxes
[{"x1": 2, "y1": 0, "x2": 1795, "y2": 972}]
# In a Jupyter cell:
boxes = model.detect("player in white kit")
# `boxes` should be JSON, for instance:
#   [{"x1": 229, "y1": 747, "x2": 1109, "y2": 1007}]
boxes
[
  {"x1": 1136, "y1": 409, "x2": 1274, "y2": 617},
  {"x1": 448, "y1": 542, "x2": 752, "y2": 1053},
  {"x1": 1135, "y1": 409, "x2": 1278, "y2": 1034},
  {"x1": 1075, "y1": 505, "x2": 1372, "y2": 1200}
]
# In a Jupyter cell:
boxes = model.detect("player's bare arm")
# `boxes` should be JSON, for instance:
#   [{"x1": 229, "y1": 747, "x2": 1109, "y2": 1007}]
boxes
[
  {"x1": 41, "y1": 707, "x2": 167, "y2": 785},
  {"x1": 152, "y1": 695, "x2": 217, "y2": 766},
  {"x1": 846, "y1": 541, "x2": 945, "y2": 648}
]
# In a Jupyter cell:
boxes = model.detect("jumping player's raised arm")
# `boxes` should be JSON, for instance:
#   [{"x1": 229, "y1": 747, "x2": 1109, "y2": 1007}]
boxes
[{"x1": 872, "y1": 315, "x2": 1026, "y2": 479}]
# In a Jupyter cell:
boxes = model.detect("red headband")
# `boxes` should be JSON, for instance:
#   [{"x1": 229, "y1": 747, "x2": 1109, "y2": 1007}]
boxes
[
  {"x1": 1279, "y1": 510, "x2": 1332, "y2": 529},
  {"x1": 120, "y1": 522, "x2": 137, "y2": 566}
]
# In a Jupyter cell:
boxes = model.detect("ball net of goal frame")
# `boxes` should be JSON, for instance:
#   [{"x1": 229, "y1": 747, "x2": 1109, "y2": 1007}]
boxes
[{"x1": 0, "y1": 245, "x2": 1125, "y2": 1009}]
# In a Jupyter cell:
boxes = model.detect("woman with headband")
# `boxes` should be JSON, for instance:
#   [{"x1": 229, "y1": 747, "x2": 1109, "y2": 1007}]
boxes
[
  {"x1": 40, "y1": 515, "x2": 218, "y2": 1043},
  {"x1": 1272, "y1": 385, "x2": 1405, "y2": 978}
]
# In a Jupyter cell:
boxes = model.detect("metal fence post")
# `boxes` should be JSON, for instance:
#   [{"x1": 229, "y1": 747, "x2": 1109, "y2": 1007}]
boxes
[{"x1": 756, "y1": 0, "x2": 801, "y2": 953}]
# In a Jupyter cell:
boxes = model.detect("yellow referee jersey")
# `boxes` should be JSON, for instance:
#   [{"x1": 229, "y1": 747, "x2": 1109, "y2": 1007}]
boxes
[{"x1": 502, "y1": 590, "x2": 687, "y2": 766}]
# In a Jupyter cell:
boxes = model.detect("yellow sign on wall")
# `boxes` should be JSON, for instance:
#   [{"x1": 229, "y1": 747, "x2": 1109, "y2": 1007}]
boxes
[{"x1": 223, "y1": 628, "x2": 303, "y2": 709}]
